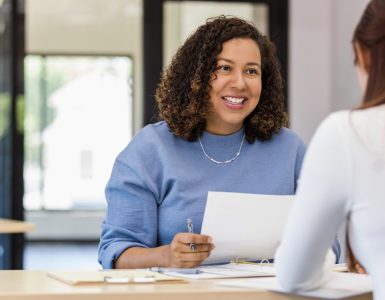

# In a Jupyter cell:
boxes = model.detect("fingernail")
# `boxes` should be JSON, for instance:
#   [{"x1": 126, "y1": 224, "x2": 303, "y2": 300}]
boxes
[{"x1": 208, "y1": 237, "x2": 213, "y2": 243}]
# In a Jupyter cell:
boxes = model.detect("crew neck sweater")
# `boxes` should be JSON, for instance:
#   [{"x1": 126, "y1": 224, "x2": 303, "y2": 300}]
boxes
[{"x1": 99, "y1": 121, "x2": 306, "y2": 269}]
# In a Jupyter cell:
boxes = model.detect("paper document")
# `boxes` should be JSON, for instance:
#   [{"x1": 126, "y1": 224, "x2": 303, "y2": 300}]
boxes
[
  {"x1": 201, "y1": 192, "x2": 294, "y2": 264},
  {"x1": 47, "y1": 270, "x2": 183, "y2": 285},
  {"x1": 217, "y1": 272, "x2": 372, "y2": 299},
  {"x1": 150, "y1": 263, "x2": 275, "y2": 279}
]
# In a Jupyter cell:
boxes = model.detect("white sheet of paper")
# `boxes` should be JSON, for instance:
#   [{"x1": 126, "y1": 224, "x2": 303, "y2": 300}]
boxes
[
  {"x1": 217, "y1": 272, "x2": 373, "y2": 299},
  {"x1": 201, "y1": 192, "x2": 294, "y2": 264},
  {"x1": 158, "y1": 263, "x2": 275, "y2": 279}
]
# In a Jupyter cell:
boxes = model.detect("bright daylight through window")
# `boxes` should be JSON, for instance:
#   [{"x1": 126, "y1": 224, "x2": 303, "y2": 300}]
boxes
[{"x1": 24, "y1": 55, "x2": 132, "y2": 210}]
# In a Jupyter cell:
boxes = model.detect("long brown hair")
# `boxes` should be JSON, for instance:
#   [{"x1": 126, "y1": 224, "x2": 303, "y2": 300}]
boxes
[
  {"x1": 347, "y1": 0, "x2": 385, "y2": 273},
  {"x1": 353, "y1": 0, "x2": 385, "y2": 109}
]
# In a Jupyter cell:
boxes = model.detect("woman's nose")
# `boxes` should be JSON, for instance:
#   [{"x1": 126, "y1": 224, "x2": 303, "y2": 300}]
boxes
[{"x1": 230, "y1": 71, "x2": 246, "y2": 90}]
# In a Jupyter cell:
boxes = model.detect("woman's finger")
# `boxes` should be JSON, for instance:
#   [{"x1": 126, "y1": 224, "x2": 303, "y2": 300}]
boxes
[
  {"x1": 179, "y1": 242, "x2": 214, "y2": 253},
  {"x1": 174, "y1": 232, "x2": 212, "y2": 245}
]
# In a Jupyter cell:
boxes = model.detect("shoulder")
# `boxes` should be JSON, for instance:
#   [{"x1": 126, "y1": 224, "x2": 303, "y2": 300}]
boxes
[
  {"x1": 347, "y1": 105, "x2": 385, "y2": 149},
  {"x1": 134, "y1": 121, "x2": 172, "y2": 142},
  {"x1": 270, "y1": 127, "x2": 306, "y2": 150},
  {"x1": 322, "y1": 110, "x2": 350, "y2": 126},
  {"x1": 129, "y1": 121, "x2": 177, "y2": 149},
  {"x1": 306, "y1": 110, "x2": 352, "y2": 154},
  {"x1": 315, "y1": 110, "x2": 351, "y2": 138},
  {"x1": 349, "y1": 104, "x2": 385, "y2": 129},
  {"x1": 116, "y1": 121, "x2": 174, "y2": 163},
  {"x1": 276, "y1": 127, "x2": 304, "y2": 143}
]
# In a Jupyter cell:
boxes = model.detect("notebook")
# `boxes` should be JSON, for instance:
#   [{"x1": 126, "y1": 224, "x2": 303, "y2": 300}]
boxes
[
  {"x1": 47, "y1": 270, "x2": 184, "y2": 285},
  {"x1": 201, "y1": 191, "x2": 294, "y2": 264}
]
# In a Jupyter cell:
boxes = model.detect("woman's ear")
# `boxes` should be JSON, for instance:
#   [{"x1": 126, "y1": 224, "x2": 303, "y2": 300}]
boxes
[
  {"x1": 354, "y1": 42, "x2": 370, "y2": 92},
  {"x1": 355, "y1": 42, "x2": 371, "y2": 72}
]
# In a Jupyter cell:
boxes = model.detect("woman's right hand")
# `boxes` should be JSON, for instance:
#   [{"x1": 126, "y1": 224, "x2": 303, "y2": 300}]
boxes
[{"x1": 164, "y1": 232, "x2": 215, "y2": 268}]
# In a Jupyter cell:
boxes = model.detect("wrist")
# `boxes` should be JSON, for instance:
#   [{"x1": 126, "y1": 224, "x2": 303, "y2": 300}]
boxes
[{"x1": 158, "y1": 245, "x2": 172, "y2": 267}]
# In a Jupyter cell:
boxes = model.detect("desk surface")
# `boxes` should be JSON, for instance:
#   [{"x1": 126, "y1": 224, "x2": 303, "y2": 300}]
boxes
[
  {"x1": 0, "y1": 270, "x2": 372, "y2": 300},
  {"x1": 0, "y1": 218, "x2": 36, "y2": 233}
]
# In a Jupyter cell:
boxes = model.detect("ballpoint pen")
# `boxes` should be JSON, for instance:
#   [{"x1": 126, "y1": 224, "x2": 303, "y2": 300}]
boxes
[
  {"x1": 186, "y1": 218, "x2": 196, "y2": 252},
  {"x1": 149, "y1": 267, "x2": 202, "y2": 275}
]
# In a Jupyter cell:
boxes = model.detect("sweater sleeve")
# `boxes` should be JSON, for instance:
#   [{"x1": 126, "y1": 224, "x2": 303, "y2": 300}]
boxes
[
  {"x1": 275, "y1": 113, "x2": 351, "y2": 292},
  {"x1": 98, "y1": 159, "x2": 158, "y2": 269}
]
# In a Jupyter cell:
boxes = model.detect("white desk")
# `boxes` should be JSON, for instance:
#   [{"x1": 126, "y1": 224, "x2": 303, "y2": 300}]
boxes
[{"x1": 0, "y1": 270, "x2": 372, "y2": 300}]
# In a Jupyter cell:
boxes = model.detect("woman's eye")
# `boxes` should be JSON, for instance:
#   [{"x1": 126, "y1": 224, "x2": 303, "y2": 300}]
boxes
[
  {"x1": 246, "y1": 68, "x2": 259, "y2": 75},
  {"x1": 217, "y1": 65, "x2": 231, "y2": 72}
]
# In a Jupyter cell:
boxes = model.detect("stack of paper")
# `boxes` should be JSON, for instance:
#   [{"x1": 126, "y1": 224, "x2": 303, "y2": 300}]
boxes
[{"x1": 151, "y1": 263, "x2": 275, "y2": 279}]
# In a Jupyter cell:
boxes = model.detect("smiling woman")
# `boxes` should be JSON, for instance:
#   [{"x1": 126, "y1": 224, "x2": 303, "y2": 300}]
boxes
[
  {"x1": 98, "y1": 16, "x2": 307, "y2": 270},
  {"x1": 156, "y1": 16, "x2": 286, "y2": 143},
  {"x1": 207, "y1": 38, "x2": 262, "y2": 135}
]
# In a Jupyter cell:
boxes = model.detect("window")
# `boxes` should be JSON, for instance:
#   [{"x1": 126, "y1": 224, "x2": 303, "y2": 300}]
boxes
[{"x1": 24, "y1": 55, "x2": 133, "y2": 210}]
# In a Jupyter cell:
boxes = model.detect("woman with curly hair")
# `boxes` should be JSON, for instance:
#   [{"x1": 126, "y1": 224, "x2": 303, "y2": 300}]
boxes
[{"x1": 99, "y1": 16, "x2": 306, "y2": 269}]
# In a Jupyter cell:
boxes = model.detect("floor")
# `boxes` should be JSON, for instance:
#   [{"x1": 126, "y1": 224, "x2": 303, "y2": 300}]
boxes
[{"x1": 24, "y1": 242, "x2": 101, "y2": 270}]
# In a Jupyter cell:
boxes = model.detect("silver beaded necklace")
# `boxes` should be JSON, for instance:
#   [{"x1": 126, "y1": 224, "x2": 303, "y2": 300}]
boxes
[{"x1": 198, "y1": 133, "x2": 246, "y2": 164}]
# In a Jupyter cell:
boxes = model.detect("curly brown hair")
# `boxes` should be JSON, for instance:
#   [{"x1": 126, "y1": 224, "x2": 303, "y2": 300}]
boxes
[{"x1": 156, "y1": 15, "x2": 288, "y2": 143}]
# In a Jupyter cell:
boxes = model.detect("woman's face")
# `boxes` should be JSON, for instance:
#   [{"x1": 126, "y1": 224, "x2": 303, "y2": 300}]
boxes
[{"x1": 206, "y1": 38, "x2": 262, "y2": 135}]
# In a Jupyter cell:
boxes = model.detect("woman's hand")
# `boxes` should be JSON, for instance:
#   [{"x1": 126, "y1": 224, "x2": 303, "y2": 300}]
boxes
[
  {"x1": 164, "y1": 233, "x2": 214, "y2": 268},
  {"x1": 348, "y1": 261, "x2": 367, "y2": 274},
  {"x1": 346, "y1": 250, "x2": 367, "y2": 274}
]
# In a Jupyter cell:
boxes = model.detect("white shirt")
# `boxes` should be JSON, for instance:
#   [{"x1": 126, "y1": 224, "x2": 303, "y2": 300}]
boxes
[{"x1": 275, "y1": 104, "x2": 385, "y2": 300}]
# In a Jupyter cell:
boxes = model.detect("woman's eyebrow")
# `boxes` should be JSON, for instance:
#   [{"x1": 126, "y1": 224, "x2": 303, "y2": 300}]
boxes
[
  {"x1": 217, "y1": 58, "x2": 234, "y2": 64},
  {"x1": 247, "y1": 62, "x2": 261, "y2": 70},
  {"x1": 217, "y1": 58, "x2": 261, "y2": 69}
]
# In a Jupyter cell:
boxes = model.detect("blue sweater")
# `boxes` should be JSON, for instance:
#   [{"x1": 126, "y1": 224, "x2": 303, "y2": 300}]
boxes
[{"x1": 98, "y1": 121, "x2": 306, "y2": 269}]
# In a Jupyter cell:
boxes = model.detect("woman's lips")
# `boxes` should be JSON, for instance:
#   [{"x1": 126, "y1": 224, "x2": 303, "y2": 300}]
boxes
[{"x1": 222, "y1": 96, "x2": 247, "y2": 108}]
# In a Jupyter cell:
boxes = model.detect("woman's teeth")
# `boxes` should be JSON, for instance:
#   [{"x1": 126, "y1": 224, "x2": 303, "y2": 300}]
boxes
[{"x1": 223, "y1": 96, "x2": 245, "y2": 104}]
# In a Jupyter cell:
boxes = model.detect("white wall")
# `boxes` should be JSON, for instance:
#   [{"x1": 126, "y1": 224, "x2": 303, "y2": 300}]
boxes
[{"x1": 289, "y1": 0, "x2": 370, "y2": 144}]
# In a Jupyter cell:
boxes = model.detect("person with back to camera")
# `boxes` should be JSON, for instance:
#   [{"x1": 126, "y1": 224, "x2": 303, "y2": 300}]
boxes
[
  {"x1": 98, "y1": 15, "x2": 309, "y2": 269},
  {"x1": 275, "y1": 0, "x2": 385, "y2": 299}
]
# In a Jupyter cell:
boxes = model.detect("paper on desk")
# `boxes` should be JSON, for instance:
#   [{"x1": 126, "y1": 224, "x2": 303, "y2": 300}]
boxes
[
  {"x1": 217, "y1": 272, "x2": 372, "y2": 299},
  {"x1": 159, "y1": 263, "x2": 275, "y2": 279},
  {"x1": 47, "y1": 270, "x2": 183, "y2": 285},
  {"x1": 201, "y1": 192, "x2": 294, "y2": 264}
]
